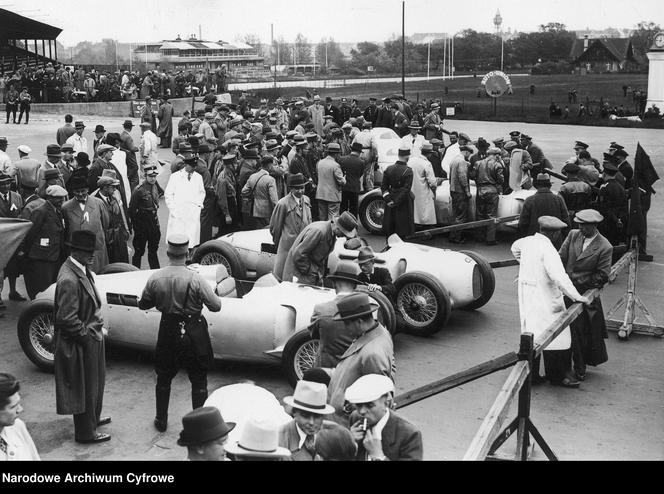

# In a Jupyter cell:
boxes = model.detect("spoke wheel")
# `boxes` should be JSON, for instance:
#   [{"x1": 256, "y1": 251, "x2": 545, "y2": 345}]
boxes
[
  {"x1": 366, "y1": 199, "x2": 385, "y2": 231},
  {"x1": 394, "y1": 271, "x2": 451, "y2": 336},
  {"x1": 200, "y1": 252, "x2": 232, "y2": 273},
  {"x1": 293, "y1": 340, "x2": 320, "y2": 381},
  {"x1": 29, "y1": 313, "x2": 55, "y2": 361},
  {"x1": 397, "y1": 283, "x2": 439, "y2": 327},
  {"x1": 18, "y1": 300, "x2": 57, "y2": 371}
]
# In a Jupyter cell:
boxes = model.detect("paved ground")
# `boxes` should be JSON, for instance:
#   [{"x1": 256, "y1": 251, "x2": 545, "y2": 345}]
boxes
[{"x1": 0, "y1": 115, "x2": 662, "y2": 460}]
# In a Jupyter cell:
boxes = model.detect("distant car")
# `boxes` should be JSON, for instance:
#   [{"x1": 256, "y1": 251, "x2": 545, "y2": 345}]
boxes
[
  {"x1": 17, "y1": 263, "x2": 396, "y2": 387},
  {"x1": 192, "y1": 231, "x2": 496, "y2": 337}
]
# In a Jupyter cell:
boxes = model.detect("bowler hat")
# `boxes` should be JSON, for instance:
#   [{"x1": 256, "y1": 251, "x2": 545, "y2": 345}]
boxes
[
  {"x1": 574, "y1": 209, "x2": 604, "y2": 224},
  {"x1": 177, "y1": 407, "x2": 235, "y2": 447},
  {"x1": 333, "y1": 211, "x2": 358, "y2": 238},
  {"x1": 283, "y1": 380, "x2": 334, "y2": 415},
  {"x1": 333, "y1": 292, "x2": 378, "y2": 321},
  {"x1": 287, "y1": 173, "x2": 308, "y2": 188},
  {"x1": 167, "y1": 234, "x2": 189, "y2": 256},
  {"x1": 94, "y1": 125, "x2": 106, "y2": 133},
  {"x1": 326, "y1": 261, "x2": 362, "y2": 285},
  {"x1": 46, "y1": 144, "x2": 62, "y2": 157},
  {"x1": 66, "y1": 230, "x2": 96, "y2": 253},
  {"x1": 68, "y1": 174, "x2": 89, "y2": 191}
]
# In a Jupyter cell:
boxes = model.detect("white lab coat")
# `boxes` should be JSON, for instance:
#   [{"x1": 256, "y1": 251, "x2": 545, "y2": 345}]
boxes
[
  {"x1": 164, "y1": 169, "x2": 205, "y2": 247},
  {"x1": 511, "y1": 233, "x2": 584, "y2": 350},
  {"x1": 140, "y1": 130, "x2": 160, "y2": 167},
  {"x1": 110, "y1": 151, "x2": 131, "y2": 206},
  {"x1": 401, "y1": 133, "x2": 425, "y2": 156},
  {"x1": 408, "y1": 155, "x2": 437, "y2": 225}
]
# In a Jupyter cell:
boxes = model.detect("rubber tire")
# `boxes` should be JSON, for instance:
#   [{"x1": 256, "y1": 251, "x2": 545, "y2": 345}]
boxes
[
  {"x1": 366, "y1": 289, "x2": 397, "y2": 336},
  {"x1": 191, "y1": 240, "x2": 248, "y2": 280},
  {"x1": 359, "y1": 195, "x2": 386, "y2": 235},
  {"x1": 394, "y1": 271, "x2": 451, "y2": 337},
  {"x1": 96, "y1": 263, "x2": 139, "y2": 275},
  {"x1": 282, "y1": 329, "x2": 320, "y2": 388},
  {"x1": 459, "y1": 250, "x2": 496, "y2": 310},
  {"x1": 17, "y1": 299, "x2": 56, "y2": 372}
]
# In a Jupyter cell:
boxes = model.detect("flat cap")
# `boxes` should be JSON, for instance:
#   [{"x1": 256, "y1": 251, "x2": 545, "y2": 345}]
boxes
[
  {"x1": 504, "y1": 141, "x2": 518, "y2": 151},
  {"x1": 458, "y1": 133, "x2": 471, "y2": 141},
  {"x1": 574, "y1": 209, "x2": 604, "y2": 224},
  {"x1": 345, "y1": 374, "x2": 395, "y2": 404},
  {"x1": 538, "y1": 216, "x2": 568, "y2": 231},
  {"x1": 17, "y1": 144, "x2": 31, "y2": 154},
  {"x1": 96, "y1": 144, "x2": 115, "y2": 154},
  {"x1": 574, "y1": 141, "x2": 589, "y2": 149},
  {"x1": 45, "y1": 185, "x2": 68, "y2": 197}
]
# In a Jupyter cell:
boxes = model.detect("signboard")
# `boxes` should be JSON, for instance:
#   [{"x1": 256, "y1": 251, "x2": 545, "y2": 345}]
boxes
[
  {"x1": 131, "y1": 100, "x2": 159, "y2": 118},
  {"x1": 367, "y1": 66, "x2": 375, "y2": 72},
  {"x1": 481, "y1": 70, "x2": 512, "y2": 98},
  {"x1": 446, "y1": 107, "x2": 455, "y2": 116}
]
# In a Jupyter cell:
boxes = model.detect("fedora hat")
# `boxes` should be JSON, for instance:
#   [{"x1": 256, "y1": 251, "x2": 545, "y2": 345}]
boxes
[
  {"x1": 225, "y1": 418, "x2": 291, "y2": 459},
  {"x1": 326, "y1": 261, "x2": 362, "y2": 285},
  {"x1": 534, "y1": 173, "x2": 552, "y2": 187},
  {"x1": 333, "y1": 211, "x2": 358, "y2": 238},
  {"x1": 327, "y1": 142, "x2": 341, "y2": 154},
  {"x1": 351, "y1": 142, "x2": 363, "y2": 153},
  {"x1": 94, "y1": 124, "x2": 106, "y2": 133},
  {"x1": 265, "y1": 139, "x2": 281, "y2": 151},
  {"x1": 287, "y1": 173, "x2": 308, "y2": 188},
  {"x1": 42, "y1": 168, "x2": 61, "y2": 181},
  {"x1": 66, "y1": 230, "x2": 96, "y2": 253},
  {"x1": 68, "y1": 174, "x2": 89, "y2": 191},
  {"x1": 408, "y1": 122, "x2": 421, "y2": 129},
  {"x1": 333, "y1": 293, "x2": 379, "y2": 321},
  {"x1": 46, "y1": 144, "x2": 62, "y2": 157},
  {"x1": 167, "y1": 234, "x2": 189, "y2": 256},
  {"x1": 123, "y1": 120, "x2": 134, "y2": 128},
  {"x1": 283, "y1": 380, "x2": 335, "y2": 415},
  {"x1": 177, "y1": 406, "x2": 235, "y2": 447},
  {"x1": 74, "y1": 121, "x2": 86, "y2": 129},
  {"x1": 357, "y1": 247, "x2": 376, "y2": 265}
]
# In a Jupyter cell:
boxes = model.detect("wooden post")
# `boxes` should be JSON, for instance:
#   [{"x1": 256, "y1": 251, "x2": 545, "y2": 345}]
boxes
[
  {"x1": 42, "y1": 39, "x2": 46, "y2": 67},
  {"x1": 515, "y1": 333, "x2": 534, "y2": 460},
  {"x1": 48, "y1": 39, "x2": 52, "y2": 61},
  {"x1": 619, "y1": 236, "x2": 638, "y2": 340}
]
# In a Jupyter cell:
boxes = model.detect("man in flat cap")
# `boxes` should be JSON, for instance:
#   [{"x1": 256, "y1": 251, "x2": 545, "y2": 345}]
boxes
[
  {"x1": 474, "y1": 148, "x2": 505, "y2": 245},
  {"x1": 93, "y1": 171, "x2": 130, "y2": 264},
  {"x1": 596, "y1": 161, "x2": 627, "y2": 246},
  {"x1": 346, "y1": 374, "x2": 422, "y2": 461},
  {"x1": 241, "y1": 156, "x2": 279, "y2": 230},
  {"x1": 119, "y1": 120, "x2": 140, "y2": 190},
  {"x1": 327, "y1": 293, "x2": 395, "y2": 423},
  {"x1": 559, "y1": 209, "x2": 612, "y2": 381},
  {"x1": 511, "y1": 217, "x2": 591, "y2": 387},
  {"x1": 14, "y1": 145, "x2": 40, "y2": 197},
  {"x1": 381, "y1": 144, "x2": 415, "y2": 239},
  {"x1": 139, "y1": 234, "x2": 222, "y2": 432},
  {"x1": 19, "y1": 185, "x2": 67, "y2": 299},
  {"x1": 518, "y1": 173, "x2": 570, "y2": 248}
]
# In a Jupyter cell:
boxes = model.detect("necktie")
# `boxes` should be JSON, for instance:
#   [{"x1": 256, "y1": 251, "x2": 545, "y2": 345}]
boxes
[
  {"x1": 0, "y1": 436, "x2": 7, "y2": 454},
  {"x1": 187, "y1": 172, "x2": 192, "y2": 182},
  {"x1": 303, "y1": 435, "x2": 316, "y2": 457}
]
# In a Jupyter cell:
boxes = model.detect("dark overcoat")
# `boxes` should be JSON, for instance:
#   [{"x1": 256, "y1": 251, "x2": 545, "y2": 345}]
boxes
[{"x1": 381, "y1": 161, "x2": 414, "y2": 238}]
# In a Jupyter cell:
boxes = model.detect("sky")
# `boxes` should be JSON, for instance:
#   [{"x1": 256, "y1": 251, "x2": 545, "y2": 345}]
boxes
[{"x1": 6, "y1": 0, "x2": 664, "y2": 46}]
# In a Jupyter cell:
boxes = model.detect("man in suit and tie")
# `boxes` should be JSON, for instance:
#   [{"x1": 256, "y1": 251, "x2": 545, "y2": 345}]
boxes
[
  {"x1": 346, "y1": 374, "x2": 422, "y2": 461},
  {"x1": 54, "y1": 230, "x2": 111, "y2": 444},
  {"x1": 0, "y1": 172, "x2": 26, "y2": 305},
  {"x1": 316, "y1": 143, "x2": 346, "y2": 221},
  {"x1": 279, "y1": 380, "x2": 336, "y2": 461},
  {"x1": 559, "y1": 209, "x2": 612, "y2": 381},
  {"x1": 241, "y1": 156, "x2": 279, "y2": 230},
  {"x1": 357, "y1": 247, "x2": 396, "y2": 304}
]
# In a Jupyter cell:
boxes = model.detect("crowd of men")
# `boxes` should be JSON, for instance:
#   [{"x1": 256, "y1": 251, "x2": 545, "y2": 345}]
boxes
[
  {"x1": 0, "y1": 63, "x2": 229, "y2": 106},
  {"x1": 0, "y1": 89, "x2": 657, "y2": 461}
]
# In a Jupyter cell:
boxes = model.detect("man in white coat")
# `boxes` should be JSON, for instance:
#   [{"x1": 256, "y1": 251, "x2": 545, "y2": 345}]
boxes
[
  {"x1": 165, "y1": 156, "x2": 205, "y2": 254},
  {"x1": 400, "y1": 123, "x2": 426, "y2": 157},
  {"x1": 408, "y1": 150, "x2": 438, "y2": 227},
  {"x1": 511, "y1": 216, "x2": 591, "y2": 388},
  {"x1": 140, "y1": 122, "x2": 160, "y2": 170}
]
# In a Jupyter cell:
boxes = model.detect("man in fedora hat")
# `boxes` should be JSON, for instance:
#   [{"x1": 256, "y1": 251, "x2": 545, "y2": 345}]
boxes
[
  {"x1": 226, "y1": 417, "x2": 291, "y2": 461},
  {"x1": 401, "y1": 122, "x2": 425, "y2": 156},
  {"x1": 327, "y1": 293, "x2": 395, "y2": 423},
  {"x1": 316, "y1": 142, "x2": 346, "y2": 221},
  {"x1": 346, "y1": 374, "x2": 422, "y2": 461},
  {"x1": 61, "y1": 173, "x2": 110, "y2": 274},
  {"x1": 338, "y1": 142, "x2": 365, "y2": 217},
  {"x1": 279, "y1": 380, "x2": 336, "y2": 461},
  {"x1": 54, "y1": 229, "x2": 111, "y2": 444},
  {"x1": 511, "y1": 217, "x2": 591, "y2": 388},
  {"x1": 352, "y1": 121, "x2": 375, "y2": 191},
  {"x1": 129, "y1": 164, "x2": 163, "y2": 269},
  {"x1": 409, "y1": 142, "x2": 438, "y2": 228},
  {"x1": 92, "y1": 125, "x2": 106, "y2": 159},
  {"x1": 559, "y1": 209, "x2": 612, "y2": 382},
  {"x1": 392, "y1": 103, "x2": 409, "y2": 138},
  {"x1": 65, "y1": 121, "x2": 89, "y2": 157},
  {"x1": 269, "y1": 173, "x2": 312, "y2": 281},
  {"x1": 88, "y1": 144, "x2": 126, "y2": 204},
  {"x1": 309, "y1": 261, "x2": 363, "y2": 367},
  {"x1": 178, "y1": 406, "x2": 235, "y2": 461},
  {"x1": 308, "y1": 95, "x2": 325, "y2": 137},
  {"x1": 213, "y1": 153, "x2": 240, "y2": 237},
  {"x1": 93, "y1": 172, "x2": 130, "y2": 264},
  {"x1": 424, "y1": 102, "x2": 447, "y2": 142},
  {"x1": 596, "y1": 161, "x2": 627, "y2": 246},
  {"x1": 38, "y1": 145, "x2": 67, "y2": 193},
  {"x1": 381, "y1": 144, "x2": 415, "y2": 239},
  {"x1": 282, "y1": 211, "x2": 358, "y2": 286},
  {"x1": 357, "y1": 246, "x2": 396, "y2": 303},
  {"x1": 60, "y1": 144, "x2": 77, "y2": 183},
  {"x1": 138, "y1": 234, "x2": 222, "y2": 432},
  {"x1": 0, "y1": 172, "x2": 26, "y2": 303},
  {"x1": 19, "y1": 185, "x2": 67, "y2": 300},
  {"x1": 518, "y1": 173, "x2": 570, "y2": 247}
]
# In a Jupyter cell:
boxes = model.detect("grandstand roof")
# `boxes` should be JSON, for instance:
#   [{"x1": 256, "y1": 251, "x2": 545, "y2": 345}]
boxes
[{"x1": 0, "y1": 8, "x2": 62, "y2": 40}]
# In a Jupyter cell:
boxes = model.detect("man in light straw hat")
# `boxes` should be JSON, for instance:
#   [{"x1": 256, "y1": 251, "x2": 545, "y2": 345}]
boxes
[
  {"x1": 346, "y1": 374, "x2": 423, "y2": 461},
  {"x1": 178, "y1": 406, "x2": 235, "y2": 461},
  {"x1": 401, "y1": 121, "x2": 425, "y2": 156},
  {"x1": 226, "y1": 417, "x2": 291, "y2": 461},
  {"x1": 511, "y1": 216, "x2": 591, "y2": 388},
  {"x1": 327, "y1": 293, "x2": 395, "y2": 423},
  {"x1": 279, "y1": 380, "x2": 336, "y2": 461}
]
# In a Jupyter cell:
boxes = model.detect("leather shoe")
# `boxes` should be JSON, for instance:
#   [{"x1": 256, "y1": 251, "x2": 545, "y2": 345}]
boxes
[
  {"x1": 154, "y1": 417, "x2": 167, "y2": 432},
  {"x1": 557, "y1": 377, "x2": 581, "y2": 388},
  {"x1": 97, "y1": 416, "x2": 112, "y2": 426},
  {"x1": 76, "y1": 433, "x2": 111, "y2": 444},
  {"x1": 8, "y1": 292, "x2": 26, "y2": 301}
]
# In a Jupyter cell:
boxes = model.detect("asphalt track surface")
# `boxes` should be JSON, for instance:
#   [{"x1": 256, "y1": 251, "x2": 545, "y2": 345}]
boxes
[{"x1": 0, "y1": 115, "x2": 662, "y2": 460}]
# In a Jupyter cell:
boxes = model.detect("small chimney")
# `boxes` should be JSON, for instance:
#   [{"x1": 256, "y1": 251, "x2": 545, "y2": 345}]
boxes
[{"x1": 584, "y1": 35, "x2": 589, "y2": 50}]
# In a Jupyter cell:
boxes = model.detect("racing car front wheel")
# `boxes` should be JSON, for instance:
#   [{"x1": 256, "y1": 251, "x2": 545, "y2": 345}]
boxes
[
  {"x1": 282, "y1": 330, "x2": 320, "y2": 388},
  {"x1": 394, "y1": 271, "x2": 451, "y2": 337},
  {"x1": 359, "y1": 196, "x2": 386, "y2": 235},
  {"x1": 192, "y1": 240, "x2": 248, "y2": 280},
  {"x1": 17, "y1": 300, "x2": 56, "y2": 372},
  {"x1": 365, "y1": 289, "x2": 397, "y2": 336},
  {"x1": 459, "y1": 250, "x2": 496, "y2": 310}
]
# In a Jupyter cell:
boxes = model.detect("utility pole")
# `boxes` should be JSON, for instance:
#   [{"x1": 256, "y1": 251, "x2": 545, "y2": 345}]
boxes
[
  {"x1": 199, "y1": 24, "x2": 202, "y2": 40},
  {"x1": 427, "y1": 40, "x2": 430, "y2": 81},
  {"x1": 129, "y1": 44, "x2": 132, "y2": 72},
  {"x1": 271, "y1": 23, "x2": 277, "y2": 91},
  {"x1": 401, "y1": 1, "x2": 405, "y2": 98},
  {"x1": 443, "y1": 35, "x2": 446, "y2": 79}
]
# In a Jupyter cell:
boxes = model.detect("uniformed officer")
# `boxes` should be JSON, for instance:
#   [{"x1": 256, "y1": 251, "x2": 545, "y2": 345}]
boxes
[
  {"x1": 138, "y1": 234, "x2": 222, "y2": 432},
  {"x1": 473, "y1": 148, "x2": 505, "y2": 245},
  {"x1": 597, "y1": 162, "x2": 627, "y2": 246},
  {"x1": 128, "y1": 165, "x2": 163, "y2": 269}
]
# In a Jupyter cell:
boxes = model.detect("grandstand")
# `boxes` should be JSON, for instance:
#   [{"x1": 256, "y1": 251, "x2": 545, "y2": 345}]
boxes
[{"x1": 0, "y1": 8, "x2": 62, "y2": 73}]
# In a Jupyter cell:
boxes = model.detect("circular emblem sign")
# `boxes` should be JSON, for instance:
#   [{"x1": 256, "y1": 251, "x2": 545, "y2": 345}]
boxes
[{"x1": 482, "y1": 71, "x2": 512, "y2": 98}]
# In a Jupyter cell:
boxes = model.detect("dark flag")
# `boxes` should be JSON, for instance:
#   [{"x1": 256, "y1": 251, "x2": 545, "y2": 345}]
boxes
[{"x1": 635, "y1": 143, "x2": 659, "y2": 195}]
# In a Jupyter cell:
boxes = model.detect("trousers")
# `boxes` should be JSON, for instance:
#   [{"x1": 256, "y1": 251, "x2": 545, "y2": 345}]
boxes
[
  {"x1": 73, "y1": 336, "x2": 106, "y2": 441},
  {"x1": 475, "y1": 188, "x2": 500, "y2": 242},
  {"x1": 340, "y1": 191, "x2": 359, "y2": 217},
  {"x1": 318, "y1": 200, "x2": 340, "y2": 221},
  {"x1": 132, "y1": 212, "x2": 161, "y2": 269},
  {"x1": 450, "y1": 191, "x2": 470, "y2": 242}
]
